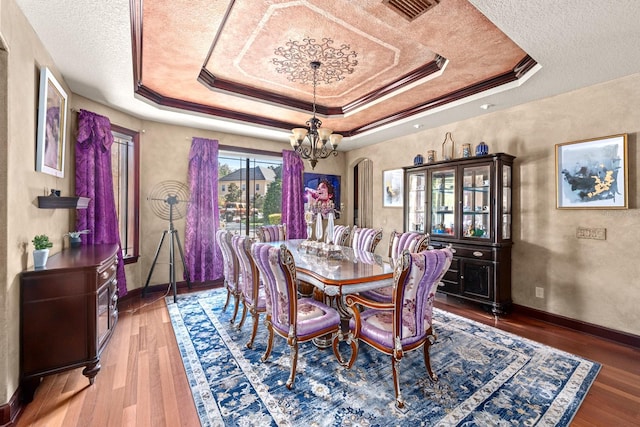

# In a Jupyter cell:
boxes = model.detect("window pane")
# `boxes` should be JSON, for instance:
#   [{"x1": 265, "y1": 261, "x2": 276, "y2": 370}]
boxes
[
  {"x1": 218, "y1": 151, "x2": 282, "y2": 237},
  {"x1": 111, "y1": 128, "x2": 138, "y2": 261}
]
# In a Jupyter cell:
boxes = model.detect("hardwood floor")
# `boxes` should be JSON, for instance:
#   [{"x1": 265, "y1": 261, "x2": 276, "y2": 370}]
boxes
[{"x1": 15, "y1": 288, "x2": 640, "y2": 426}]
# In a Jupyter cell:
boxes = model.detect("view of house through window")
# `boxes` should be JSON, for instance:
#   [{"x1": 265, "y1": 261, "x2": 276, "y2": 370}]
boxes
[
  {"x1": 218, "y1": 150, "x2": 282, "y2": 237},
  {"x1": 111, "y1": 126, "x2": 139, "y2": 262}
]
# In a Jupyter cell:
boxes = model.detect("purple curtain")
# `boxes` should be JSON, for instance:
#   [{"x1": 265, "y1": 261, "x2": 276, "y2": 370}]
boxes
[
  {"x1": 281, "y1": 150, "x2": 306, "y2": 238},
  {"x1": 75, "y1": 109, "x2": 128, "y2": 297},
  {"x1": 184, "y1": 137, "x2": 222, "y2": 282}
]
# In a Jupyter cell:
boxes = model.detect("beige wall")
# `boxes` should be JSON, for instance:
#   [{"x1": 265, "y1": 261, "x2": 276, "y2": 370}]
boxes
[
  {"x1": 346, "y1": 73, "x2": 640, "y2": 336},
  {"x1": 1, "y1": 0, "x2": 76, "y2": 404},
  {"x1": 71, "y1": 95, "x2": 346, "y2": 291}
]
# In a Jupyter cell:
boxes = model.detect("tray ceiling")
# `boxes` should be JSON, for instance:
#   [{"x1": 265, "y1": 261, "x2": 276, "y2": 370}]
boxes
[{"x1": 133, "y1": 0, "x2": 534, "y2": 137}]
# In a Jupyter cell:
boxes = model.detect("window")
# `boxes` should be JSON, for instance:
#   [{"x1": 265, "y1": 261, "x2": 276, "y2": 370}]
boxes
[
  {"x1": 221, "y1": 184, "x2": 226, "y2": 192},
  {"x1": 111, "y1": 125, "x2": 139, "y2": 263},
  {"x1": 218, "y1": 148, "x2": 282, "y2": 237}
]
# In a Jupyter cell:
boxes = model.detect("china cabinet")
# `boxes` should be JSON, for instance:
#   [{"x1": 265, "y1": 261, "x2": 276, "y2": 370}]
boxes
[
  {"x1": 404, "y1": 153, "x2": 515, "y2": 314},
  {"x1": 20, "y1": 244, "x2": 119, "y2": 402}
]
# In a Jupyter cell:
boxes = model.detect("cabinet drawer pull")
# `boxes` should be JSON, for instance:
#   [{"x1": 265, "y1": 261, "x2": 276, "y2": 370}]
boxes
[
  {"x1": 473, "y1": 251, "x2": 484, "y2": 257},
  {"x1": 101, "y1": 271, "x2": 110, "y2": 280}
]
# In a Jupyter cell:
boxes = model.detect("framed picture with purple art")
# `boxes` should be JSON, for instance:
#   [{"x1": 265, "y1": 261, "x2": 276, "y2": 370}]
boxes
[
  {"x1": 555, "y1": 134, "x2": 628, "y2": 209},
  {"x1": 36, "y1": 67, "x2": 68, "y2": 178},
  {"x1": 383, "y1": 169, "x2": 403, "y2": 207},
  {"x1": 303, "y1": 173, "x2": 341, "y2": 219}
]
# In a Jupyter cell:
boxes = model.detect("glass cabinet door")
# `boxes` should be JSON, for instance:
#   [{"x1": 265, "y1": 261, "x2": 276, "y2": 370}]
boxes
[
  {"x1": 461, "y1": 165, "x2": 491, "y2": 239},
  {"x1": 407, "y1": 171, "x2": 426, "y2": 232},
  {"x1": 430, "y1": 168, "x2": 456, "y2": 237},
  {"x1": 502, "y1": 164, "x2": 512, "y2": 240}
]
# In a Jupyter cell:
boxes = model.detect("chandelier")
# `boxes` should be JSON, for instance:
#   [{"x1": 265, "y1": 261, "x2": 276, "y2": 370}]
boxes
[{"x1": 289, "y1": 61, "x2": 342, "y2": 169}]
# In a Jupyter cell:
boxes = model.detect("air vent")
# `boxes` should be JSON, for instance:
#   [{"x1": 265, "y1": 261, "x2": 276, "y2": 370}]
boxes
[{"x1": 383, "y1": 0, "x2": 440, "y2": 21}]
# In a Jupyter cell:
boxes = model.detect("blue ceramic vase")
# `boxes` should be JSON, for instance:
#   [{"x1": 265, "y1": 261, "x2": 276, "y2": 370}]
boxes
[
  {"x1": 413, "y1": 154, "x2": 424, "y2": 165},
  {"x1": 476, "y1": 141, "x2": 489, "y2": 156}
]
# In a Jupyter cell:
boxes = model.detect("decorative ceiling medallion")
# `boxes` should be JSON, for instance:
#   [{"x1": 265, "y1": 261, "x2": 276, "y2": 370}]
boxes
[{"x1": 273, "y1": 38, "x2": 358, "y2": 85}]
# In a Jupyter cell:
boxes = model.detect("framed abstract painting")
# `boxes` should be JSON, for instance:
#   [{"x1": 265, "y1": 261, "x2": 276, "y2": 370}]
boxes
[
  {"x1": 36, "y1": 67, "x2": 68, "y2": 178},
  {"x1": 555, "y1": 134, "x2": 628, "y2": 209}
]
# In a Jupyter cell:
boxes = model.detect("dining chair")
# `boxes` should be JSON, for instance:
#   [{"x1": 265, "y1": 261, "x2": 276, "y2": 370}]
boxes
[
  {"x1": 360, "y1": 231, "x2": 431, "y2": 302},
  {"x1": 250, "y1": 242, "x2": 342, "y2": 389},
  {"x1": 387, "y1": 230, "x2": 430, "y2": 260},
  {"x1": 334, "y1": 248, "x2": 453, "y2": 409},
  {"x1": 256, "y1": 224, "x2": 287, "y2": 242},
  {"x1": 216, "y1": 229, "x2": 241, "y2": 324},
  {"x1": 232, "y1": 234, "x2": 266, "y2": 349},
  {"x1": 325, "y1": 224, "x2": 351, "y2": 246},
  {"x1": 350, "y1": 226, "x2": 383, "y2": 253}
]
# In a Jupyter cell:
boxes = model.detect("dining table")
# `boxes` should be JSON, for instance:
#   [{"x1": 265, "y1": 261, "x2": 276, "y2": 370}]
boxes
[{"x1": 263, "y1": 239, "x2": 395, "y2": 297}]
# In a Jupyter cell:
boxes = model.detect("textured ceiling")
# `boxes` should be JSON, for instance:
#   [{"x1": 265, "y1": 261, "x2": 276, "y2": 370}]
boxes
[
  {"x1": 135, "y1": 0, "x2": 531, "y2": 137},
  {"x1": 13, "y1": 0, "x2": 640, "y2": 149}
]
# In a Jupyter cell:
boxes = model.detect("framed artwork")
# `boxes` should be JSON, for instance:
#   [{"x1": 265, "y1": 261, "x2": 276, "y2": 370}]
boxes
[
  {"x1": 36, "y1": 67, "x2": 68, "y2": 177},
  {"x1": 555, "y1": 134, "x2": 628, "y2": 209},
  {"x1": 383, "y1": 169, "x2": 403, "y2": 207},
  {"x1": 303, "y1": 173, "x2": 341, "y2": 218}
]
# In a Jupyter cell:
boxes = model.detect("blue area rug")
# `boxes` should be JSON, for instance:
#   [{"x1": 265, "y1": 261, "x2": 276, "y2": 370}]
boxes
[{"x1": 166, "y1": 289, "x2": 600, "y2": 426}]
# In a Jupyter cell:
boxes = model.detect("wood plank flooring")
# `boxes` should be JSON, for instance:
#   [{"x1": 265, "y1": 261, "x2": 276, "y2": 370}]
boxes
[{"x1": 15, "y1": 288, "x2": 640, "y2": 426}]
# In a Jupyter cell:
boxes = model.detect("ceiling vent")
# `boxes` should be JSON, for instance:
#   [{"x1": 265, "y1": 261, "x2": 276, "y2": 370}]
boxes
[{"x1": 383, "y1": 0, "x2": 441, "y2": 21}]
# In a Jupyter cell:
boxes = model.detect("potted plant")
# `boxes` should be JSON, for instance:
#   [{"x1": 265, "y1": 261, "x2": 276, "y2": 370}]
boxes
[
  {"x1": 32, "y1": 234, "x2": 53, "y2": 268},
  {"x1": 64, "y1": 229, "x2": 91, "y2": 248}
]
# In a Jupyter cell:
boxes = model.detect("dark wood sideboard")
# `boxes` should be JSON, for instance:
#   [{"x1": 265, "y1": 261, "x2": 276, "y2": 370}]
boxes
[{"x1": 20, "y1": 244, "x2": 119, "y2": 402}]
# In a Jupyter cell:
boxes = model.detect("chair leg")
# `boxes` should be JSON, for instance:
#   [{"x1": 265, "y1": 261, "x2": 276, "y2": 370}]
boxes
[
  {"x1": 230, "y1": 291, "x2": 241, "y2": 324},
  {"x1": 333, "y1": 333, "x2": 359, "y2": 368},
  {"x1": 286, "y1": 341, "x2": 299, "y2": 389},
  {"x1": 423, "y1": 338, "x2": 438, "y2": 382},
  {"x1": 261, "y1": 319, "x2": 274, "y2": 363},
  {"x1": 391, "y1": 354, "x2": 405, "y2": 409},
  {"x1": 222, "y1": 285, "x2": 231, "y2": 312},
  {"x1": 246, "y1": 309, "x2": 260, "y2": 349},
  {"x1": 237, "y1": 301, "x2": 248, "y2": 329}
]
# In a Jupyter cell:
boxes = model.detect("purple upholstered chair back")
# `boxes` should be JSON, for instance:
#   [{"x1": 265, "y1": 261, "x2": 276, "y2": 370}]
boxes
[
  {"x1": 232, "y1": 234, "x2": 261, "y2": 306},
  {"x1": 388, "y1": 231, "x2": 430, "y2": 261},
  {"x1": 350, "y1": 226, "x2": 383, "y2": 253},
  {"x1": 251, "y1": 243, "x2": 297, "y2": 334},
  {"x1": 257, "y1": 224, "x2": 287, "y2": 242},
  {"x1": 326, "y1": 224, "x2": 350, "y2": 246},
  {"x1": 216, "y1": 229, "x2": 237, "y2": 289},
  {"x1": 356, "y1": 248, "x2": 453, "y2": 345}
]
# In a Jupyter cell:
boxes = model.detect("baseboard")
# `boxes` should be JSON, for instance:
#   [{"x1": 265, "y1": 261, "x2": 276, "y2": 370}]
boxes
[
  {"x1": 513, "y1": 304, "x2": 640, "y2": 349},
  {"x1": 0, "y1": 386, "x2": 22, "y2": 427},
  {"x1": 118, "y1": 279, "x2": 224, "y2": 304}
]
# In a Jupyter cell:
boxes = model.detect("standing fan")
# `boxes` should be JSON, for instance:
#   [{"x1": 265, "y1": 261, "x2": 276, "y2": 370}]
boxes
[{"x1": 142, "y1": 180, "x2": 191, "y2": 303}]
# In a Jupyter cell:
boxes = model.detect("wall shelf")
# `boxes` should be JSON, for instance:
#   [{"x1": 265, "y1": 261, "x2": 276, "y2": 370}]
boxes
[{"x1": 37, "y1": 196, "x2": 90, "y2": 209}]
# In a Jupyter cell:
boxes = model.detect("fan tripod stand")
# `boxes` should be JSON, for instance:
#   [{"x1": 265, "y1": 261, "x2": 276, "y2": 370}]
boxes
[{"x1": 142, "y1": 194, "x2": 191, "y2": 303}]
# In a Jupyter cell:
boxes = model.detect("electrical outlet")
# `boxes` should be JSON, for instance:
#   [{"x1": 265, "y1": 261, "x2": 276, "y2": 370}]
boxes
[{"x1": 535, "y1": 287, "x2": 544, "y2": 299}]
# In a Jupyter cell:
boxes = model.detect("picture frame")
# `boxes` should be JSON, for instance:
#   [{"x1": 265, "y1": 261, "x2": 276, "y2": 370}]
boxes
[
  {"x1": 383, "y1": 168, "x2": 404, "y2": 208},
  {"x1": 555, "y1": 134, "x2": 628, "y2": 209},
  {"x1": 36, "y1": 67, "x2": 68, "y2": 178},
  {"x1": 303, "y1": 173, "x2": 341, "y2": 219}
]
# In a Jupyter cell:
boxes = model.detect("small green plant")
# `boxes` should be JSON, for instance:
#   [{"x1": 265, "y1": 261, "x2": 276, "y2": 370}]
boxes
[{"x1": 32, "y1": 234, "x2": 53, "y2": 250}]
